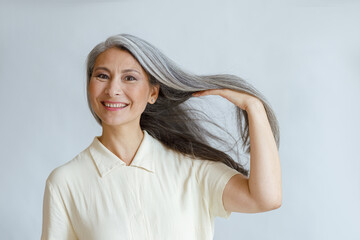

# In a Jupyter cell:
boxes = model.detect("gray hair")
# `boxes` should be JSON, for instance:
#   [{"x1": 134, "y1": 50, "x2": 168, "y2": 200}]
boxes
[{"x1": 86, "y1": 33, "x2": 280, "y2": 176}]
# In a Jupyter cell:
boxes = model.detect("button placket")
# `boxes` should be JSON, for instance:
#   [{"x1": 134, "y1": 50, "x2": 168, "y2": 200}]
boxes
[
  {"x1": 129, "y1": 169, "x2": 151, "y2": 240},
  {"x1": 137, "y1": 173, "x2": 152, "y2": 240}
]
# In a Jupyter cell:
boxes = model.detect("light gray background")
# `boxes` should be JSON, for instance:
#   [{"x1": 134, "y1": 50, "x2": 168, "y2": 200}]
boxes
[{"x1": 1, "y1": 0, "x2": 359, "y2": 239}]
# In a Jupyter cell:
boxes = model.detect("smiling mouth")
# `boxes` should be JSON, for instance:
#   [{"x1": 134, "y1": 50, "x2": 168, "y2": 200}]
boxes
[{"x1": 101, "y1": 102, "x2": 129, "y2": 109}]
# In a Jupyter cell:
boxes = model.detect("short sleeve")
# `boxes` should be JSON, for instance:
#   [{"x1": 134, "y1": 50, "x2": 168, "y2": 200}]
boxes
[
  {"x1": 196, "y1": 160, "x2": 241, "y2": 219},
  {"x1": 41, "y1": 179, "x2": 77, "y2": 240}
]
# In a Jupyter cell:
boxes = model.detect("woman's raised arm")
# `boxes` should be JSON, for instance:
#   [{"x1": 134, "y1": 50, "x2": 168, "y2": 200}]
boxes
[{"x1": 192, "y1": 89, "x2": 282, "y2": 213}]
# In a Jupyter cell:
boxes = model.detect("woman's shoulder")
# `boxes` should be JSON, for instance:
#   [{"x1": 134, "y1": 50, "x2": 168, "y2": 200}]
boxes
[{"x1": 45, "y1": 146, "x2": 92, "y2": 188}]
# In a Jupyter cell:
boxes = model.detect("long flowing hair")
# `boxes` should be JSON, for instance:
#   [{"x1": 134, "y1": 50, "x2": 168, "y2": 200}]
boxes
[{"x1": 86, "y1": 33, "x2": 280, "y2": 177}]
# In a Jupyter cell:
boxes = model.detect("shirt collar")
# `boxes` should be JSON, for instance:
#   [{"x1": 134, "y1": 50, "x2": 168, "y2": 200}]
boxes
[{"x1": 89, "y1": 129, "x2": 155, "y2": 177}]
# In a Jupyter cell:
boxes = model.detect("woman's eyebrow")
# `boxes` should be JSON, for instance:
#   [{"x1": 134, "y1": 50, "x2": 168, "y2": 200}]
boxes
[
  {"x1": 93, "y1": 66, "x2": 110, "y2": 72},
  {"x1": 121, "y1": 69, "x2": 141, "y2": 74},
  {"x1": 93, "y1": 66, "x2": 140, "y2": 74}
]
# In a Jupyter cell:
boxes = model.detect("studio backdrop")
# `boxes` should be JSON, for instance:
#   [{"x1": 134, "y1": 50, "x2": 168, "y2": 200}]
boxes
[{"x1": 0, "y1": 0, "x2": 359, "y2": 239}]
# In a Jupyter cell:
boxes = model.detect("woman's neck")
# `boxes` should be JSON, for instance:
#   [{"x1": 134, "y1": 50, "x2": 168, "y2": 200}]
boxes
[{"x1": 98, "y1": 124, "x2": 144, "y2": 166}]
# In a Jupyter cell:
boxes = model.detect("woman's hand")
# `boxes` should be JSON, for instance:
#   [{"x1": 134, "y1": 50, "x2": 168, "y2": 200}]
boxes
[{"x1": 192, "y1": 88, "x2": 262, "y2": 111}]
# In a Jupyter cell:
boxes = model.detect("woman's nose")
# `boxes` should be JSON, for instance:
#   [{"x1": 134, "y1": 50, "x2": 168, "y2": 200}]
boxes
[{"x1": 106, "y1": 79, "x2": 123, "y2": 97}]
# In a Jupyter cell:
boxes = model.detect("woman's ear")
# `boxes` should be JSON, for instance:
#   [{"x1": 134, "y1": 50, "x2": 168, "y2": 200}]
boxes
[{"x1": 149, "y1": 83, "x2": 160, "y2": 104}]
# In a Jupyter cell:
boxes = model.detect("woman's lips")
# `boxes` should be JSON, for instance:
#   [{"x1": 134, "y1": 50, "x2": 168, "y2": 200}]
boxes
[
  {"x1": 101, "y1": 102, "x2": 128, "y2": 111},
  {"x1": 102, "y1": 101, "x2": 129, "y2": 104}
]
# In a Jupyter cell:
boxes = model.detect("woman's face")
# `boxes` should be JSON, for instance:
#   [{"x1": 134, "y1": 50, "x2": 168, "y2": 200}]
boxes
[{"x1": 89, "y1": 47, "x2": 159, "y2": 128}]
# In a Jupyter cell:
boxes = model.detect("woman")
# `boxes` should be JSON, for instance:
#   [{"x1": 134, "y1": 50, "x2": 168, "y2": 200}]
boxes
[{"x1": 41, "y1": 33, "x2": 282, "y2": 240}]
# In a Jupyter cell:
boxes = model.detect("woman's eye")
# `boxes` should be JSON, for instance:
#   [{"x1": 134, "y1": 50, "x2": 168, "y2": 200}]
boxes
[
  {"x1": 125, "y1": 76, "x2": 136, "y2": 81},
  {"x1": 96, "y1": 74, "x2": 109, "y2": 79}
]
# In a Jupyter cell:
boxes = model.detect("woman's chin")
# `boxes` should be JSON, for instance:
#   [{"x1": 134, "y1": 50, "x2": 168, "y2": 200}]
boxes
[{"x1": 100, "y1": 118, "x2": 135, "y2": 128}]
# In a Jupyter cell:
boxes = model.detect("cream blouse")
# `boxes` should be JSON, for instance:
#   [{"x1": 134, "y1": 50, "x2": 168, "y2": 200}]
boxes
[{"x1": 41, "y1": 130, "x2": 241, "y2": 240}]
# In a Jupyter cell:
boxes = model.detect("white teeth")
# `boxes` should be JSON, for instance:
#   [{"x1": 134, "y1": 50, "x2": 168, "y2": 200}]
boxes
[{"x1": 104, "y1": 103, "x2": 127, "y2": 108}]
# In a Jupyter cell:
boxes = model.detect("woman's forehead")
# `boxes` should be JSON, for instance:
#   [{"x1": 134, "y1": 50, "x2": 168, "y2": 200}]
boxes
[{"x1": 94, "y1": 47, "x2": 143, "y2": 70}]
